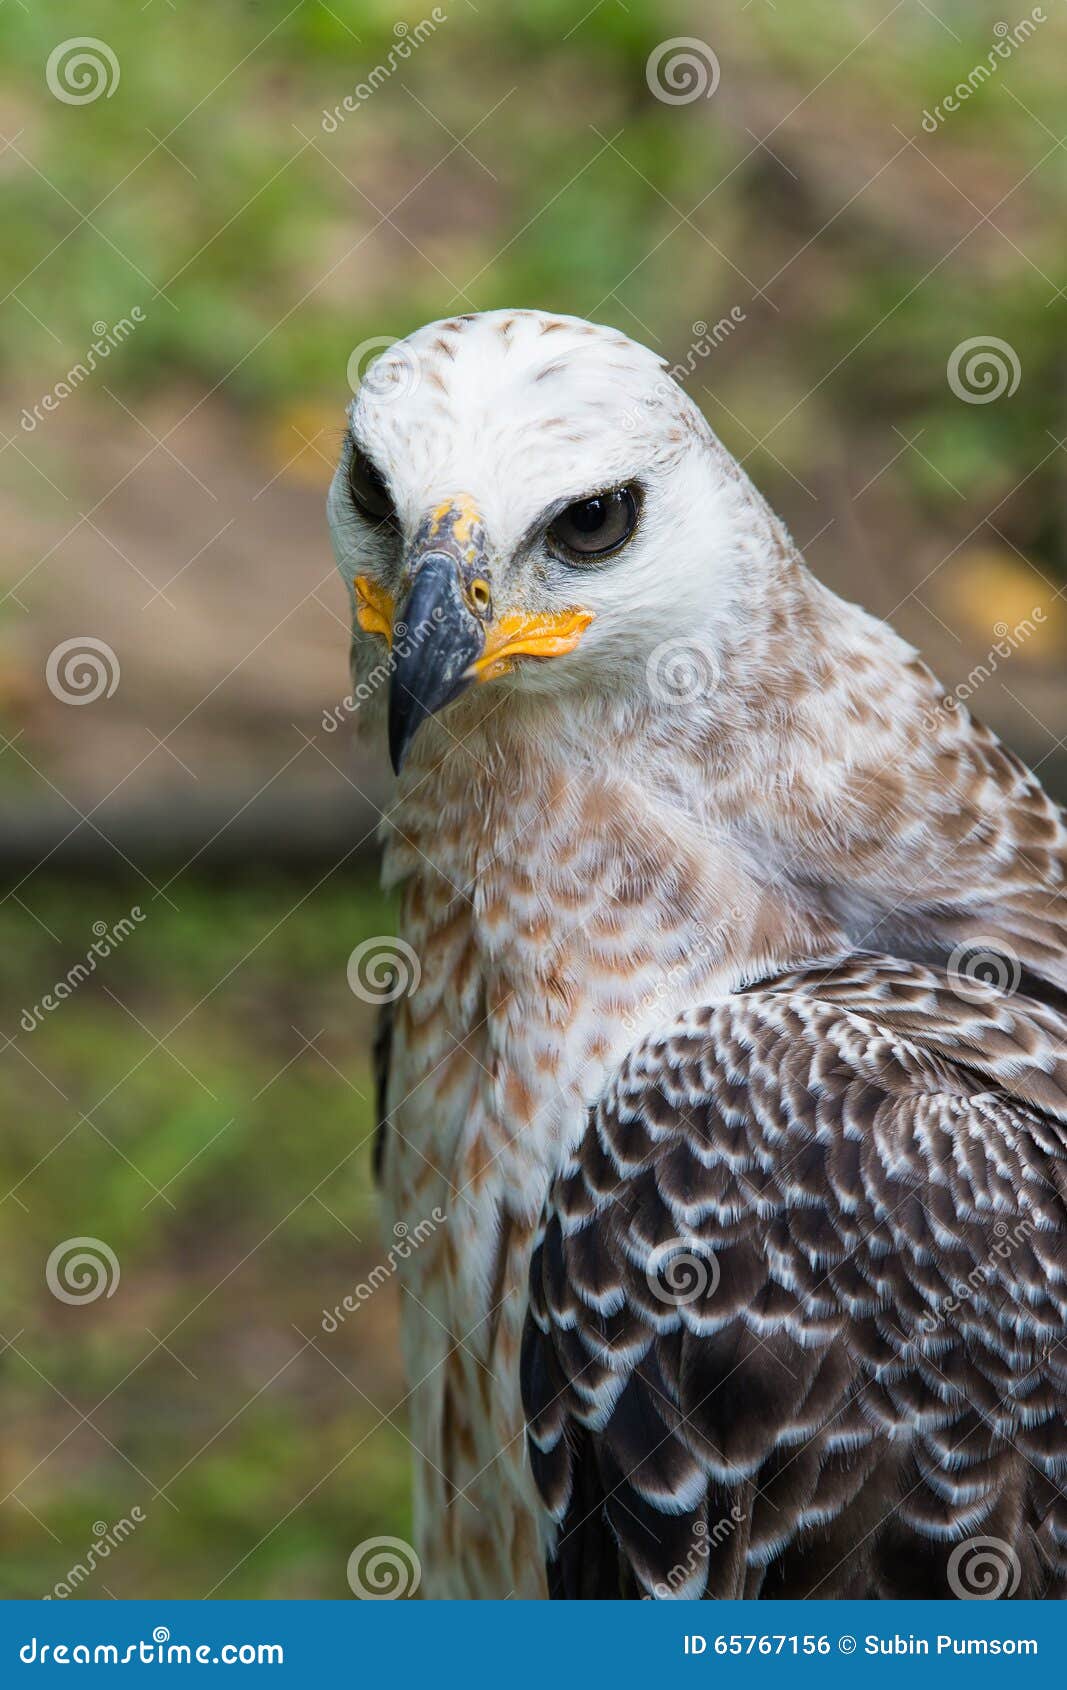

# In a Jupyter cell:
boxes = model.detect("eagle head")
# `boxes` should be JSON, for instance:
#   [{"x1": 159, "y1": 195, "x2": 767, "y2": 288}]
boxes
[{"x1": 327, "y1": 309, "x2": 775, "y2": 773}]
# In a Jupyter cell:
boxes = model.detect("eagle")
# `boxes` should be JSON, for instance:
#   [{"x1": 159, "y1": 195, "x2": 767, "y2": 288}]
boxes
[{"x1": 326, "y1": 309, "x2": 1067, "y2": 1601}]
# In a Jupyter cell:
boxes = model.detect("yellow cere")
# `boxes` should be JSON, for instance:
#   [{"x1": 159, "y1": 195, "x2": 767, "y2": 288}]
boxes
[
  {"x1": 355, "y1": 568, "x2": 595, "y2": 682},
  {"x1": 468, "y1": 608, "x2": 595, "y2": 683},
  {"x1": 354, "y1": 575, "x2": 395, "y2": 645},
  {"x1": 429, "y1": 494, "x2": 482, "y2": 548}
]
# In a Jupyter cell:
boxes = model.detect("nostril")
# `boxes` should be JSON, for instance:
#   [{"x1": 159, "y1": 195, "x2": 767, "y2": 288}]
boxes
[{"x1": 469, "y1": 578, "x2": 492, "y2": 616}]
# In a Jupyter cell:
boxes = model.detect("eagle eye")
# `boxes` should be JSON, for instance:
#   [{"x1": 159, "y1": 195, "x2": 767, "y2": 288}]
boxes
[
  {"x1": 549, "y1": 486, "x2": 639, "y2": 559},
  {"x1": 348, "y1": 446, "x2": 396, "y2": 525}
]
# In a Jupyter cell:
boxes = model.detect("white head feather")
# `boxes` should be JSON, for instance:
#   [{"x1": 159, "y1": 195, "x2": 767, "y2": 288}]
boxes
[{"x1": 327, "y1": 307, "x2": 801, "y2": 733}]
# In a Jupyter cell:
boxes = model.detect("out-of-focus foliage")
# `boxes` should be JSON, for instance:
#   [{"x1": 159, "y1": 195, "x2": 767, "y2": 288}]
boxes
[
  {"x1": 1, "y1": 0, "x2": 1065, "y2": 555},
  {"x1": 0, "y1": 875, "x2": 408, "y2": 1598}
]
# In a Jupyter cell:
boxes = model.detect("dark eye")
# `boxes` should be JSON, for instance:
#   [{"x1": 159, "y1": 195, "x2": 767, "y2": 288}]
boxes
[
  {"x1": 348, "y1": 447, "x2": 395, "y2": 524},
  {"x1": 549, "y1": 486, "x2": 639, "y2": 558}
]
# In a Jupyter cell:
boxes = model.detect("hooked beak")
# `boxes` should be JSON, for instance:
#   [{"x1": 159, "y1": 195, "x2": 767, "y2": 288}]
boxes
[
  {"x1": 354, "y1": 497, "x2": 595, "y2": 774},
  {"x1": 387, "y1": 551, "x2": 484, "y2": 775}
]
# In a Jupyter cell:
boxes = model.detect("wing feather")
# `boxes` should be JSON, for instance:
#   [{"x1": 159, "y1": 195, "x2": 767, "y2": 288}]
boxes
[{"x1": 522, "y1": 954, "x2": 1067, "y2": 1599}]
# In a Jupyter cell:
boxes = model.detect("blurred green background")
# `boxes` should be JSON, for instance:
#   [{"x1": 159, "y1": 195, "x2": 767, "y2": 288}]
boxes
[{"x1": 1, "y1": 0, "x2": 1066, "y2": 1598}]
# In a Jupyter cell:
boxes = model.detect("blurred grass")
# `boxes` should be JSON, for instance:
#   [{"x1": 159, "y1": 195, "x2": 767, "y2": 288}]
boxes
[
  {"x1": 0, "y1": 871, "x2": 412, "y2": 1598},
  {"x1": 2, "y1": 0, "x2": 1066, "y2": 555}
]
